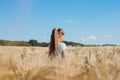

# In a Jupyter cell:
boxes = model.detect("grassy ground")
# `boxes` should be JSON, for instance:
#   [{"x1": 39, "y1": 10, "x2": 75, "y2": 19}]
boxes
[{"x1": 0, "y1": 46, "x2": 120, "y2": 80}]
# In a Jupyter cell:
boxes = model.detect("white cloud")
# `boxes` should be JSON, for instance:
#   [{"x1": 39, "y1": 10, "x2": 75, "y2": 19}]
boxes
[
  {"x1": 103, "y1": 34, "x2": 111, "y2": 38},
  {"x1": 88, "y1": 35, "x2": 97, "y2": 40},
  {"x1": 80, "y1": 38, "x2": 86, "y2": 41},
  {"x1": 43, "y1": 36, "x2": 48, "y2": 40},
  {"x1": 80, "y1": 35, "x2": 97, "y2": 42},
  {"x1": 67, "y1": 19, "x2": 76, "y2": 24}
]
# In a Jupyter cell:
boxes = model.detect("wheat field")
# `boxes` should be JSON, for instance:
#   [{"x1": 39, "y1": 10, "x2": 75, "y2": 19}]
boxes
[{"x1": 0, "y1": 46, "x2": 120, "y2": 80}]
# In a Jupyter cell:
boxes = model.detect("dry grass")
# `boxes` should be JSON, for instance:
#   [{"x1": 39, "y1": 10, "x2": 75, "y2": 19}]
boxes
[{"x1": 0, "y1": 46, "x2": 120, "y2": 80}]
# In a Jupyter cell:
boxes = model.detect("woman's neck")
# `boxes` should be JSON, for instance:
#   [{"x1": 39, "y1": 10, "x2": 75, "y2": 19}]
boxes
[{"x1": 58, "y1": 40, "x2": 62, "y2": 43}]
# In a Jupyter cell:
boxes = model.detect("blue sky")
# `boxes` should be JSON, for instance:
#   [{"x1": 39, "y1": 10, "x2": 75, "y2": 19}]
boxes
[{"x1": 0, "y1": 0, "x2": 120, "y2": 45}]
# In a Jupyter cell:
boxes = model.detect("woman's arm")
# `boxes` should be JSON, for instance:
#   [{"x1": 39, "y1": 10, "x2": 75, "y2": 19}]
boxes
[{"x1": 61, "y1": 43, "x2": 67, "y2": 58}]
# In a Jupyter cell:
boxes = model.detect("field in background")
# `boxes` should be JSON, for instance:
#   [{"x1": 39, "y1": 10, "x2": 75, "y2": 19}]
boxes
[{"x1": 0, "y1": 46, "x2": 120, "y2": 80}]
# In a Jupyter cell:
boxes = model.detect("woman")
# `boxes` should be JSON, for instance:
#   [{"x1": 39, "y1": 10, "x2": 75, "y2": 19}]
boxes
[{"x1": 49, "y1": 28, "x2": 67, "y2": 60}]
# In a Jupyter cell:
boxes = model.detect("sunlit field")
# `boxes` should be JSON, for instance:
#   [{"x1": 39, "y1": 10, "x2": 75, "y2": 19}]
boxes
[{"x1": 0, "y1": 46, "x2": 120, "y2": 80}]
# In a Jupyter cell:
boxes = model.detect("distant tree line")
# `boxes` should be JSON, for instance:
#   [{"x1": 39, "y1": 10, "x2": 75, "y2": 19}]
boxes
[
  {"x1": 0, "y1": 39, "x2": 49, "y2": 47},
  {"x1": 0, "y1": 39, "x2": 118, "y2": 47},
  {"x1": 63, "y1": 41, "x2": 84, "y2": 46},
  {"x1": 28, "y1": 39, "x2": 49, "y2": 47},
  {"x1": 0, "y1": 39, "x2": 84, "y2": 47}
]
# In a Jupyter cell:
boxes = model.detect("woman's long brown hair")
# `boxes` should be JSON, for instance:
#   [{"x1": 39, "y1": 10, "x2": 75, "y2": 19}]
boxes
[
  {"x1": 49, "y1": 28, "x2": 59, "y2": 56},
  {"x1": 49, "y1": 28, "x2": 64, "y2": 57}
]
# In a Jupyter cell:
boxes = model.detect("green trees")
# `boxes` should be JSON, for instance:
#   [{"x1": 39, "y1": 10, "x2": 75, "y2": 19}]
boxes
[
  {"x1": 28, "y1": 39, "x2": 49, "y2": 47},
  {"x1": 28, "y1": 39, "x2": 38, "y2": 46}
]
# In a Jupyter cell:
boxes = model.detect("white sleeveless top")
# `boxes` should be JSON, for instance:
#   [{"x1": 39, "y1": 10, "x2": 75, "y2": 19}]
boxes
[
  {"x1": 58, "y1": 43, "x2": 67, "y2": 59},
  {"x1": 51, "y1": 43, "x2": 67, "y2": 60}
]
